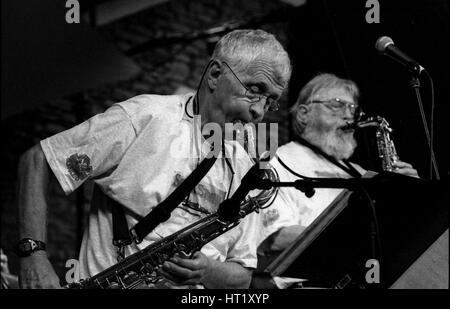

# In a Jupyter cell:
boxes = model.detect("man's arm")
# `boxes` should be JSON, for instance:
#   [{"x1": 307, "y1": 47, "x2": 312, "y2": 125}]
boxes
[
  {"x1": 202, "y1": 257, "x2": 253, "y2": 289},
  {"x1": 159, "y1": 252, "x2": 252, "y2": 288},
  {"x1": 17, "y1": 144, "x2": 61, "y2": 288},
  {"x1": 260, "y1": 225, "x2": 305, "y2": 253}
]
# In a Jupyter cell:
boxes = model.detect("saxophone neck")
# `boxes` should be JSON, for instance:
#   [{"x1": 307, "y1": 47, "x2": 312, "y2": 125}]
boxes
[{"x1": 342, "y1": 116, "x2": 391, "y2": 131}]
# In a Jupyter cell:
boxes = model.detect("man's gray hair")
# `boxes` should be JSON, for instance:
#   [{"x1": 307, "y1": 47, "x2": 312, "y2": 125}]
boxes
[
  {"x1": 290, "y1": 73, "x2": 360, "y2": 137},
  {"x1": 212, "y1": 29, "x2": 291, "y2": 88}
]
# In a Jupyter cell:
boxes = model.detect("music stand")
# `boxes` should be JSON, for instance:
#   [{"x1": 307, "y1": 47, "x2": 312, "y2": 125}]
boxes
[{"x1": 263, "y1": 172, "x2": 448, "y2": 289}]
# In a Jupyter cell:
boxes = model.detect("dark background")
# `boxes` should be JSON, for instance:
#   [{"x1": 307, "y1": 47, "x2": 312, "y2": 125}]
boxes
[
  {"x1": 1, "y1": 0, "x2": 448, "y2": 282},
  {"x1": 287, "y1": 0, "x2": 448, "y2": 179}
]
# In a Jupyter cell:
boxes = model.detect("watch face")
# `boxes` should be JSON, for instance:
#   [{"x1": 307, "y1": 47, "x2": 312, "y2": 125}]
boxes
[{"x1": 19, "y1": 240, "x2": 37, "y2": 253}]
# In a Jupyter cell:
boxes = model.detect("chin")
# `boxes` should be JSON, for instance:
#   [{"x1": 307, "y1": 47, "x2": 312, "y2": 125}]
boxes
[
  {"x1": 304, "y1": 128, "x2": 357, "y2": 161},
  {"x1": 327, "y1": 131, "x2": 357, "y2": 160}
]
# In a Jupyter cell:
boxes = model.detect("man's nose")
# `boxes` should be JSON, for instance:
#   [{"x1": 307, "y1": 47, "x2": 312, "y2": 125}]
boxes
[
  {"x1": 249, "y1": 100, "x2": 265, "y2": 123},
  {"x1": 342, "y1": 104, "x2": 355, "y2": 121}
]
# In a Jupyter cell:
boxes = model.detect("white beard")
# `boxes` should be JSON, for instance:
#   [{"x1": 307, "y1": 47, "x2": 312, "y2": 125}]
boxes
[{"x1": 303, "y1": 121, "x2": 357, "y2": 161}]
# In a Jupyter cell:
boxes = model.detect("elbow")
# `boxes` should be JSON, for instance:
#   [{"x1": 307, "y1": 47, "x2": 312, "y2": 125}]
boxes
[
  {"x1": 229, "y1": 265, "x2": 253, "y2": 289},
  {"x1": 238, "y1": 268, "x2": 253, "y2": 289},
  {"x1": 202, "y1": 260, "x2": 253, "y2": 289},
  {"x1": 217, "y1": 267, "x2": 252, "y2": 289}
]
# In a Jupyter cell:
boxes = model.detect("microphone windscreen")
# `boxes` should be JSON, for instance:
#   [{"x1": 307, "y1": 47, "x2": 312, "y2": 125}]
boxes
[{"x1": 375, "y1": 36, "x2": 394, "y2": 52}]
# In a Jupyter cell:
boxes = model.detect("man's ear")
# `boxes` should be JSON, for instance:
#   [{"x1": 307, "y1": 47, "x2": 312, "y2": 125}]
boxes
[
  {"x1": 206, "y1": 60, "x2": 222, "y2": 90},
  {"x1": 296, "y1": 104, "x2": 310, "y2": 127}
]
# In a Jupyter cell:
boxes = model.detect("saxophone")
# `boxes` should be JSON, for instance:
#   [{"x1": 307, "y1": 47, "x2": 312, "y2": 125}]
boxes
[
  {"x1": 65, "y1": 165, "x2": 279, "y2": 289},
  {"x1": 343, "y1": 116, "x2": 399, "y2": 171}
]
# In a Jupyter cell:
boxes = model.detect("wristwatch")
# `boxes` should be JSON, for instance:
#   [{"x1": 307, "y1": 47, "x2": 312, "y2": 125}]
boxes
[{"x1": 16, "y1": 238, "x2": 46, "y2": 257}]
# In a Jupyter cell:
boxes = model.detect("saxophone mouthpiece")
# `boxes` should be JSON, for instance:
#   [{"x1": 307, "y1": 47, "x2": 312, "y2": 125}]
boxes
[{"x1": 341, "y1": 122, "x2": 357, "y2": 132}]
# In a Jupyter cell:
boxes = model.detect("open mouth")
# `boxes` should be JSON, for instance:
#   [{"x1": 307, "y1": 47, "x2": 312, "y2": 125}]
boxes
[{"x1": 339, "y1": 122, "x2": 355, "y2": 133}]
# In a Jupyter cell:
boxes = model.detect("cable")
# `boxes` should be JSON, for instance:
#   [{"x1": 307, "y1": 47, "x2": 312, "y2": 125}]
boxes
[
  {"x1": 193, "y1": 59, "x2": 214, "y2": 116},
  {"x1": 422, "y1": 70, "x2": 439, "y2": 180},
  {"x1": 412, "y1": 77, "x2": 440, "y2": 180},
  {"x1": 276, "y1": 155, "x2": 311, "y2": 180},
  {"x1": 358, "y1": 186, "x2": 383, "y2": 288}
]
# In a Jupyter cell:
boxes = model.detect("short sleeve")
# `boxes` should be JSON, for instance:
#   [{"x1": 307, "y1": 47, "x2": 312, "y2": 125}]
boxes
[{"x1": 40, "y1": 104, "x2": 136, "y2": 195}]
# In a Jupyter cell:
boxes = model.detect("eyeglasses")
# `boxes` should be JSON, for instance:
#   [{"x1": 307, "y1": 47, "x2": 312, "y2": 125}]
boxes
[
  {"x1": 310, "y1": 98, "x2": 364, "y2": 120},
  {"x1": 222, "y1": 61, "x2": 280, "y2": 112}
]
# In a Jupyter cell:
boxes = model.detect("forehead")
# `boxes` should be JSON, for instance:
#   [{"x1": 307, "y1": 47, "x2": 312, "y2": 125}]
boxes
[
  {"x1": 314, "y1": 87, "x2": 355, "y2": 103},
  {"x1": 240, "y1": 59, "x2": 284, "y2": 96}
]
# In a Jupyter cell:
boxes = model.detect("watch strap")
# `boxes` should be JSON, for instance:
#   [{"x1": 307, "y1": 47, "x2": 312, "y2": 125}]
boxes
[{"x1": 16, "y1": 238, "x2": 46, "y2": 257}]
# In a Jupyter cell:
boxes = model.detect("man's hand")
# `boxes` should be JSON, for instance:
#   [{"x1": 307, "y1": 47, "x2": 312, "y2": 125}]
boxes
[
  {"x1": 1, "y1": 248, "x2": 11, "y2": 274},
  {"x1": 19, "y1": 251, "x2": 61, "y2": 289},
  {"x1": 158, "y1": 251, "x2": 210, "y2": 286},
  {"x1": 392, "y1": 160, "x2": 419, "y2": 178},
  {"x1": 158, "y1": 251, "x2": 252, "y2": 288}
]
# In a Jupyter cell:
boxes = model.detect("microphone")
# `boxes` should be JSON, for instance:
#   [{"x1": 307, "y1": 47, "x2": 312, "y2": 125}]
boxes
[
  {"x1": 375, "y1": 36, "x2": 425, "y2": 74},
  {"x1": 217, "y1": 163, "x2": 268, "y2": 221}
]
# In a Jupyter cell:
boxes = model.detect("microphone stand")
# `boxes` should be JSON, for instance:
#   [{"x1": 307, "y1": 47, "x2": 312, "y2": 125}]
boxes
[
  {"x1": 217, "y1": 168, "x2": 430, "y2": 220},
  {"x1": 409, "y1": 72, "x2": 440, "y2": 180},
  {"x1": 252, "y1": 173, "x2": 425, "y2": 195}
]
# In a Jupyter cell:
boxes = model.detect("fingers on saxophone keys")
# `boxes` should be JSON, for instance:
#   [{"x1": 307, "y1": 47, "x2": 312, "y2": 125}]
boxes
[
  {"x1": 159, "y1": 261, "x2": 199, "y2": 284},
  {"x1": 157, "y1": 266, "x2": 179, "y2": 283},
  {"x1": 172, "y1": 252, "x2": 190, "y2": 261}
]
